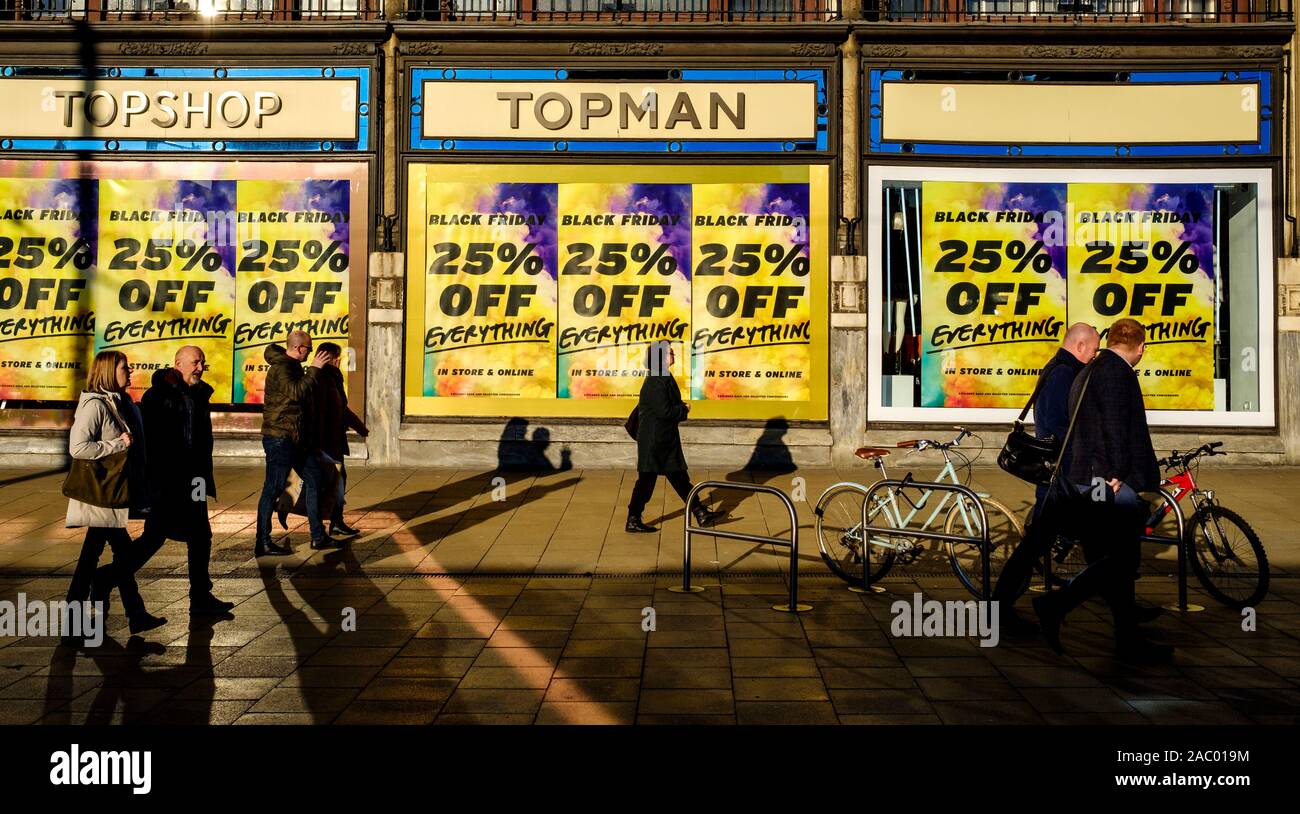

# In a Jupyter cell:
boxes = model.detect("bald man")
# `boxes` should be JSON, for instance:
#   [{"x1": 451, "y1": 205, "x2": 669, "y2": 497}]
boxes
[
  {"x1": 256, "y1": 331, "x2": 331, "y2": 555},
  {"x1": 992, "y1": 323, "x2": 1099, "y2": 636},
  {"x1": 92, "y1": 345, "x2": 234, "y2": 616}
]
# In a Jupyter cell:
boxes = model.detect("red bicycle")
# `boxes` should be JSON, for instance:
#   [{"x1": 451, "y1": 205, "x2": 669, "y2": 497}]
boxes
[{"x1": 1048, "y1": 442, "x2": 1269, "y2": 609}]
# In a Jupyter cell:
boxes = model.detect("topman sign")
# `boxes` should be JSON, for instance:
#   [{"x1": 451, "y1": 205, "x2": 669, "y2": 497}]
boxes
[
  {"x1": 421, "y1": 80, "x2": 818, "y2": 141},
  {"x1": 0, "y1": 77, "x2": 360, "y2": 141}
]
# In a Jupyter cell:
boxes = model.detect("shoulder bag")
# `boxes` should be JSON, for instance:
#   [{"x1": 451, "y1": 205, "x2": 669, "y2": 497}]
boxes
[
  {"x1": 997, "y1": 360, "x2": 1062, "y2": 486},
  {"x1": 1041, "y1": 361, "x2": 1098, "y2": 512},
  {"x1": 62, "y1": 395, "x2": 132, "y2": 509}
]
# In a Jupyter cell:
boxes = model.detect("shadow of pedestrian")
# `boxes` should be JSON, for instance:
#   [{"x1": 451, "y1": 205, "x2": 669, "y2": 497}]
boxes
[
  {"x1": 708, "y1": 418, "x2": 797, "y2": 522},
  {"x1": 354, "y1": 418, "x2": 581, "y2": 551},
  {"x1": 497, "y1": 418, "x2": 573, "y2": 473},
  {"x1": 42, "y1": 630, "x2": 209, "y2": 725},
  {"x1": 257, "y1": 543, "x2": 413, "y2": 723}
]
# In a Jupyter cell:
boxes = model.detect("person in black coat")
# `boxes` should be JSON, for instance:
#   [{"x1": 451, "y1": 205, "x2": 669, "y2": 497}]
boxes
[
  {"x1": 625, "y1": 341, "x2": 721, "y2": 533},
  {"x1": 92, "y1": 346, "x2": 234, "y2": 616},
  {"x1": 304, "y1": 342, "x2": 369, "y2": 538},
  {"x1": 1032, "y1": 318, "x2": 1170, "y2": 661},
  {"x1": 992, "y1": 323, "x2": 1098, "y2": 634}
]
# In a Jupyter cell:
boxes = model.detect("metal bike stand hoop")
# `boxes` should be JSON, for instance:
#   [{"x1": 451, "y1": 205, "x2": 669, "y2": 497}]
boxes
[{"x1": 670, "y1": 481, "x2": 811, "y2": 613}]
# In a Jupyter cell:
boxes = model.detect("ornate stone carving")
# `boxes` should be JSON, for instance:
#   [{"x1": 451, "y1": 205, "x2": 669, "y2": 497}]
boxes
[
  {"x1": 792, "y1": 43, "x2": 836, "y2": 57},
  {"x1": 333, "y1": 42, "x2": 373, "y2": 57},
  {"x1": 402, "y1": 42, "x2": 445, "y2": 56},
  {"x1": 568, "y1": 42, "x2": 664, "y2": 57},
  {"x1": 1023, "y1": 45, "x2": 1121, "y2": 60},
  {"x1": 118, "y1": 42, "x2": 209, "y2": 57},
  {"x1": 1232, "y1": 46, "x2": 1280, "y2": 59},
  {"x1": 864, "y1": 45, "x2": 908, "y2": 58}
]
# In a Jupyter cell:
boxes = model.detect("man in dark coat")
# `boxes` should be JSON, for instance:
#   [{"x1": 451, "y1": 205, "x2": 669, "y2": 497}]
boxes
[
  {"x1": 91, "y1": 345, "x2": 234, "y2": 616},
  {"x1": 626, "y1": 341, "x2": 720, "y2": 533},
  {"x1": 255, "y1": 330, "x2": 331, "y2": 555},
  {"x1": 1032, "y1": 318, "x2": 1170, "y2": 661},
  {"x1": 304, "y1": 342, "x2": 369, "y2": 538},
  {"x1": 992, "y1": 323, "x2": 1098, "y2": 634}
]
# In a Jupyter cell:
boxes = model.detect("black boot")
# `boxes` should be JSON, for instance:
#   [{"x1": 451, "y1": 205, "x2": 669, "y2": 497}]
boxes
[
  {"x1": 691, "y1": 505, "x2": 721, "y2": 528},
  {"x1": 128, "y1": 612, "x2": 167, "y2": 635},
  {"x1": 255, "y1": 538, "x2": 292, "y2": 557},
  {"x1": 331, "y1": 520, "x2": 361, "y2": 538},
  {"x1": 626, "y1": 514, "x2": 657, "y2": 533},
  {"x1": 190, "y1": 593, "x2": 236, "y2": 616}
]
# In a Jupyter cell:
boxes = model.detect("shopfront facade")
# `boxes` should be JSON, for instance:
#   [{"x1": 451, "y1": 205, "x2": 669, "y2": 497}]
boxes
[
  {"x1": 386, "y1": 30, "x2": 843, "y2": 468},
  {"x1": 0, "y1": 5, "x2": 1297, "y2": 469},
  {"x1": 0, "y1": 24, "x2": 386, "y2": 467},
  {"x1": 851, "y1": 19, "x2": 1297, "y2": 465}
]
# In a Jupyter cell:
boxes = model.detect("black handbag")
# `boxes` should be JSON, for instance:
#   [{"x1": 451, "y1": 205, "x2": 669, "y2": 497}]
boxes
[
  {"x1": 61, "y1": 396, "x2": 132, "y2": 510},
  {"x1": 997, "y1": 360, "x2": 1063, "y2": 486},
  {"x1": 623, "y1": 406, "x2": 639, "y2": 440},
  {"x1": 1041, "y1": 361, "x2": 1098, "y2": 510}
]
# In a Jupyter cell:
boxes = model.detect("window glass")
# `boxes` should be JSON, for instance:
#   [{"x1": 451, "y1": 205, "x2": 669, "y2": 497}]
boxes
[{"x1": 869, "y1": 169, "x2": 1272, "y2": 427}]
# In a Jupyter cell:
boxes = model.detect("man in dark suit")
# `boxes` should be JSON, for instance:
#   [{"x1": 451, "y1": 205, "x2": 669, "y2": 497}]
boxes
[
  {"x1": 1032, "y1": 318, "x2": 1171, "y2": 661},
  {"x1": 993, "y1": 322, "x2": 1098, "y2": 635},
  {"x1": 91, "y1": 346, "x2": 234, "y2": 616}
]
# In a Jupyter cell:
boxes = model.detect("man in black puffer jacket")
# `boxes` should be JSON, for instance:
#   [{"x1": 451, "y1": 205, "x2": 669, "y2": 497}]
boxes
[
  {"x1": 255, "y1": 330, "x2": 331, "y2": 555},
  {"x1": 92, "y1": 345, "x2": 234, "y2": 616}
]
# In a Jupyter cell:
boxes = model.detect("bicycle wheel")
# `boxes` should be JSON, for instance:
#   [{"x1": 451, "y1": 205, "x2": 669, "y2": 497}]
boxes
[
  {"x1": 944, "y1": 495, "x2": 1024, "y2": 599},
  {"x1": 1186, "y1": 505, "x2": 1269, "y2": 609},
  {"x1": 814, "y1": 485, "x2": 897, "y2": 588}
]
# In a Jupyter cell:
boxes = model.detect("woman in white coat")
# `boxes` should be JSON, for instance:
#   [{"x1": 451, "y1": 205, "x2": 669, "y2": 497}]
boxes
[{"x1": 65, "y1": 351, "x2": 166, "y2": 636}]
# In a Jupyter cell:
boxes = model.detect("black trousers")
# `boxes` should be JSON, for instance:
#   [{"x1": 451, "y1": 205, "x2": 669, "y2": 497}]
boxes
[
  {"x1": 93, "y1": 512, "x2": 213, "y2": 600},
  {"x1": 67, "y1": 528, "x2": 145, "y2": 618},
  {"x1": 330, "y1": 461, "x2": 347, "y2": 526},
  {"x1": 628, "y1": 471, "x2": 694, "y2": 517},
  {"x1": 1040, "y1": 485, "x2": 1146, "y2": 634}
]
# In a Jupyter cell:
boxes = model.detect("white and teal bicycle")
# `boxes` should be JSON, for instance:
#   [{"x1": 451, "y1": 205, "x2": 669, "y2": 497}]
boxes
[{"x1": 814, "y1": 428, "x2": 1024, "y2": 598}]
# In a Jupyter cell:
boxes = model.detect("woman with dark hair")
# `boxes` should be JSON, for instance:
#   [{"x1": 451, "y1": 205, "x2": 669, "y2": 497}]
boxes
[
  {"x1": 65, "y1": 351, "x2": 166, "y2": 636},
  {"x1": 626, "y1": 340, "x2": 720, "y2": 533}
]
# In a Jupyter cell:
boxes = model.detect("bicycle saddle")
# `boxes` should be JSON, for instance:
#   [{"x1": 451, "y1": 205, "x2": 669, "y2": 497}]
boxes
[{"x1": 854, "y1": 447, "x2": 891, "y2": 460}]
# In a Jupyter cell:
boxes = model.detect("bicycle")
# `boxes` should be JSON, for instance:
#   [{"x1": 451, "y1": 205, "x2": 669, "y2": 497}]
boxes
[
  {"x1": 814, "y1": 427, "x2": 1024, "y2": 598},
  {"x1": 1044, "y1": 442, "x2": 1269, "y2": 609}
]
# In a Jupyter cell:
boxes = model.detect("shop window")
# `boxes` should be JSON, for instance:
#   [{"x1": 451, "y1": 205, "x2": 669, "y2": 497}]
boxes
[
  {"x1": 26, "y1": 0, "x2": 86, "y2": 16},
  {"x1": 965, "y1": 0, "x2": 1143, "y2": 12},
  {"x1": 1166, "y1": 0, "x2": 1217, "y2": 16},
  {"x1": 867, "y1": 168, "x2": 1274, "y2": 428}
]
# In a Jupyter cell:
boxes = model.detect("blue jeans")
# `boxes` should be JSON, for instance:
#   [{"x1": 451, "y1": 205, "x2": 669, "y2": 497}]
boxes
[{"x1": 257, "y1": 436, "x2": 325, "y2": 542}]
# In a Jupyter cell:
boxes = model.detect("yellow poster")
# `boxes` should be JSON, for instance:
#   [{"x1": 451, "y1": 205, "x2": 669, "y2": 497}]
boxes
[
  {"x1": 0, "y1": 179, "x2": 95, "y2": 400},
  {"x1": 405, "y1": 164, "x2": 828, "y2": 420},
  {"x1": 95, "y1": 179, "x2": 237, "y2": 402},
  {"x1": 691, "y1": 183, "x2": 814, "y2": 403},
  {"x1": 557, "y1": 183, "x2": 691, "y2": 399},
  {"x1": 1067, "y1": 183, "x2": 1216, "y2": 410},
  {"x1": 422, "y1": 182, "x2": 557, "y2": 399},
  {"x1": 918, "y1": 181, "x2": 1069, "y2": 408},
  {"x1": 233, "y1": 179, "x2": 351, "y2": 403}
]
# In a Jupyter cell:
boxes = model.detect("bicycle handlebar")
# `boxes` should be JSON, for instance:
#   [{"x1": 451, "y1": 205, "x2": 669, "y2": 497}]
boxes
[
  {"x1": 1159, "y1": 442, "x2": 1226, "y2": 470},
  {"x1": 897, "y1": 427, "x2": 971, "y2": 452}
]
